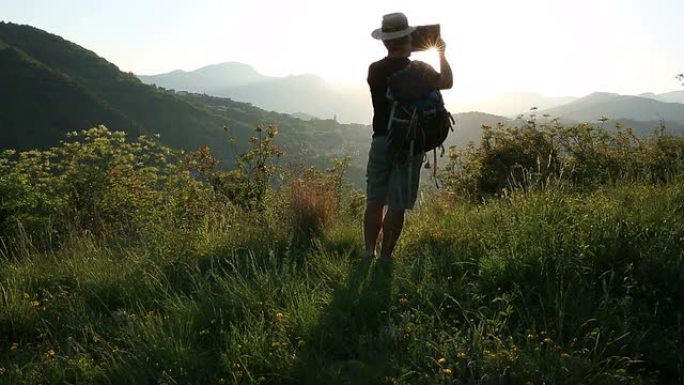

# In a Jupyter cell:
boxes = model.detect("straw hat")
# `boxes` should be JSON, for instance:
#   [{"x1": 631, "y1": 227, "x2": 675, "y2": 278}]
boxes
[{"x1": 371, "y1": 12, "x2": 416, "y2": 40}]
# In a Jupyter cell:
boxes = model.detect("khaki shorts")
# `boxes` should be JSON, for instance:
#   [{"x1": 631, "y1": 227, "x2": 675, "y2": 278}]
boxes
[{"x1": 366, "y1": 136, "x2": 424, "y2": 210}]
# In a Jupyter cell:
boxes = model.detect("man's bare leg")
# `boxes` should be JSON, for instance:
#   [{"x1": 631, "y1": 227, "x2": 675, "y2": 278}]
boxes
[
  {"x1": 364, "y1": 202, "x2": 385, "y2": 257},
  {"x1": 380, "y1": 207, "x2": 405, "y2": 258}
]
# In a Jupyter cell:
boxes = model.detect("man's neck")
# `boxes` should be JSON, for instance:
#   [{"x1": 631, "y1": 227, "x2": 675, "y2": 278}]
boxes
[{"x1": 387, "y1": 50, "x2": 411, "y2": 59}]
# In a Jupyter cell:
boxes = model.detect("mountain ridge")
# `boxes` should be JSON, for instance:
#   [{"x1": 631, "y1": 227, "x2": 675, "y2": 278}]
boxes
[
  {"x1": 639, "y1": 90, "x2": 684, "y2": 104},
  {"x1": 539, "y1": 92, "x2": 684, "y2": 123}
]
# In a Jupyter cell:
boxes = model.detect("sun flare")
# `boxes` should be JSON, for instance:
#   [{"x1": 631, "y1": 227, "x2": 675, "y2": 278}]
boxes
[{"x1": 411, "y1": 47, "x2": 441, "y2": 72}]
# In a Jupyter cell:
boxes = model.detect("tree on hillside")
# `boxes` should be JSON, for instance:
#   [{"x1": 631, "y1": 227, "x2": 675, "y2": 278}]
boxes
[{"x1": 677, "y1": 73, "x2": 684, "y2": 86}]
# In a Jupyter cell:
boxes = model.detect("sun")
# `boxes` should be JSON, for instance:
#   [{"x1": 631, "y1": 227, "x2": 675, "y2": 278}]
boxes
[{"x1": 411, "y1": 47, "x2": 441, "y2": 72}]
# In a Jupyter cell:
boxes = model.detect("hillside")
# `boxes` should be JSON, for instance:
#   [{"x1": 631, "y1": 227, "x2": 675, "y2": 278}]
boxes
[
  {"x1": 0, "y1": 39, "x2": 142, "y2": 150},
  {"x1": 0, "y1": 22, "x2": 252, "y2": 153}
]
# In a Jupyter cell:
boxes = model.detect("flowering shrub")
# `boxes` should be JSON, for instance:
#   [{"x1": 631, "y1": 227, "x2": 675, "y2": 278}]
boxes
[{"x1": 0, "y1": 126, "x2": 217, "y2": 250}]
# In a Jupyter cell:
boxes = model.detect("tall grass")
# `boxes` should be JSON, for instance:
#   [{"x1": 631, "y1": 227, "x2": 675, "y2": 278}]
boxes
[{"x1": 1, "y1": 180, "x2": 682, "y2": 384}]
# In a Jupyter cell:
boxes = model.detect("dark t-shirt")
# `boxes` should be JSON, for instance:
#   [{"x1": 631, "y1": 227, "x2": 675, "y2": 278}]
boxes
[{"x1": 367, "y1": 57, "x2": 411, "y2": 137}]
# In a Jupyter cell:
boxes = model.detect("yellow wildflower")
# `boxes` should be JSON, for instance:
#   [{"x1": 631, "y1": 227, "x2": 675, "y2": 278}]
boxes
[
  {"x1": 440, "y1": 368, "x2": 453, "y2": 375},
  {"x1": 543, "y1": 337, "x2": 553, "y2": 345},
  {"x1": 457, "y1": 352, "x2": 467, "y2": 359},
  {"x1": 31, "y1": 300, "x2": 41, "y2": 307},
  {"x1": 275, "y1": 312, "x2": 285, "y2": 320},
  {"x1": 45, "y1": 349, "x2": 56, "y2": 359},
  {"x1": 561, "y1": 353, "x2": 571, "y2": 358},
  {"x1": 437, "y1": 357, "x2": 447, "y2": 365},
  {"x1": 10, "y1": 342, "x2": 18, "y2": 351}
]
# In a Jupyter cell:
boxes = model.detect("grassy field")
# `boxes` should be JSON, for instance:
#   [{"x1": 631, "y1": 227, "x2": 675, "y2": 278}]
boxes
[
  {"x1": 1, "y1": 180, "x2": 683, "y2": 384},
  {"x1": 1, "y1": 124, "x2": 684, "y2": 384}
]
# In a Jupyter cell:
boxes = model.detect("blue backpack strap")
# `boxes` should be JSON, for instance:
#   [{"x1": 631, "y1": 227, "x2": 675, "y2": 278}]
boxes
[
  {"x1": 408, "y1": 90, "x2": 440, "y2": 109},
  {"x1": 387, "y1": 100, "x2": 398, "y2": 133}
]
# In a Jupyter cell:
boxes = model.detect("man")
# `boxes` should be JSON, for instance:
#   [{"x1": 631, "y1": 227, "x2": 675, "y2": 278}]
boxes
[{"x1": 364, "y1": 12, "x2": 453, "y2": 259}]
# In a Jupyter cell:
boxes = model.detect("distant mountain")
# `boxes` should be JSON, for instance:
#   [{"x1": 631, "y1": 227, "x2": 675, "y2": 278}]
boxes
[
  {"x1": 539, "y1": 92, "x2": 684, "y2": 125},
  {"x1": 612, "y1": 118, "x2": 684, "y2": 135},
  {"x1": 450, "y1": 92, "x2": 576, "y2": 117},
  {"x1": 290, "y1": 112, "x2": 319, "y2": 121},
  {"x1": 139, "y1": 64, "x2": 372, "y2": 124},
  {"x1": 639, "y1": 90, "x2": 684, "y2": 104},
  {"x1": 447, "y1": 112, "x2": 512, "y2": 148},
  {"x1": 138, "y1": 62, "x2": 269, "y2": 93}
]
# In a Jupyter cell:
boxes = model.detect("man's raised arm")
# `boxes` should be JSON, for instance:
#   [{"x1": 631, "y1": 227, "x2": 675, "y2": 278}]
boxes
[{"x1": 434, "y1": 38, "x2": 453, "y2": 90}]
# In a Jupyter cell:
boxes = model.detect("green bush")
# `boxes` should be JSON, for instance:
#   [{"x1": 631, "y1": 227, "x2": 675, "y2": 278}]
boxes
[
  {"x1": 443, "y1": 119, "x2": 684, "y2": 200},
  {"x1": 193, "y1": 124, "x2": 284, "y2": 212}
]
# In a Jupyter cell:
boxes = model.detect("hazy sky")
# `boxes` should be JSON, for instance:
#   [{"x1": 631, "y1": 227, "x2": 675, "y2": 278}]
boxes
[{"x1": 2, "y1": 0, "x2": 682, "y2": 99}]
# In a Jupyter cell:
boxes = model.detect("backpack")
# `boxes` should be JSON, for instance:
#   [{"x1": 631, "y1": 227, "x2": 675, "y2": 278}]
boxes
[{"x1": 385, "y1": 61, "x2": 454, "y2": 186}]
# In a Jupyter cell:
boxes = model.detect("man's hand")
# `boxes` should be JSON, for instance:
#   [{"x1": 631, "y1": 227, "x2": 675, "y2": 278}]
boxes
[{"x1": 436, "y1": 37, "x2": 447, "y2": 55}]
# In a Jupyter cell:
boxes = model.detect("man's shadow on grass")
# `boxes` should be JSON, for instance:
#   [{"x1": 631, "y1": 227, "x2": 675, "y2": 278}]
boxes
[{"x1": 288, "y1": 256, "x2": 395, "y2": 385}]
